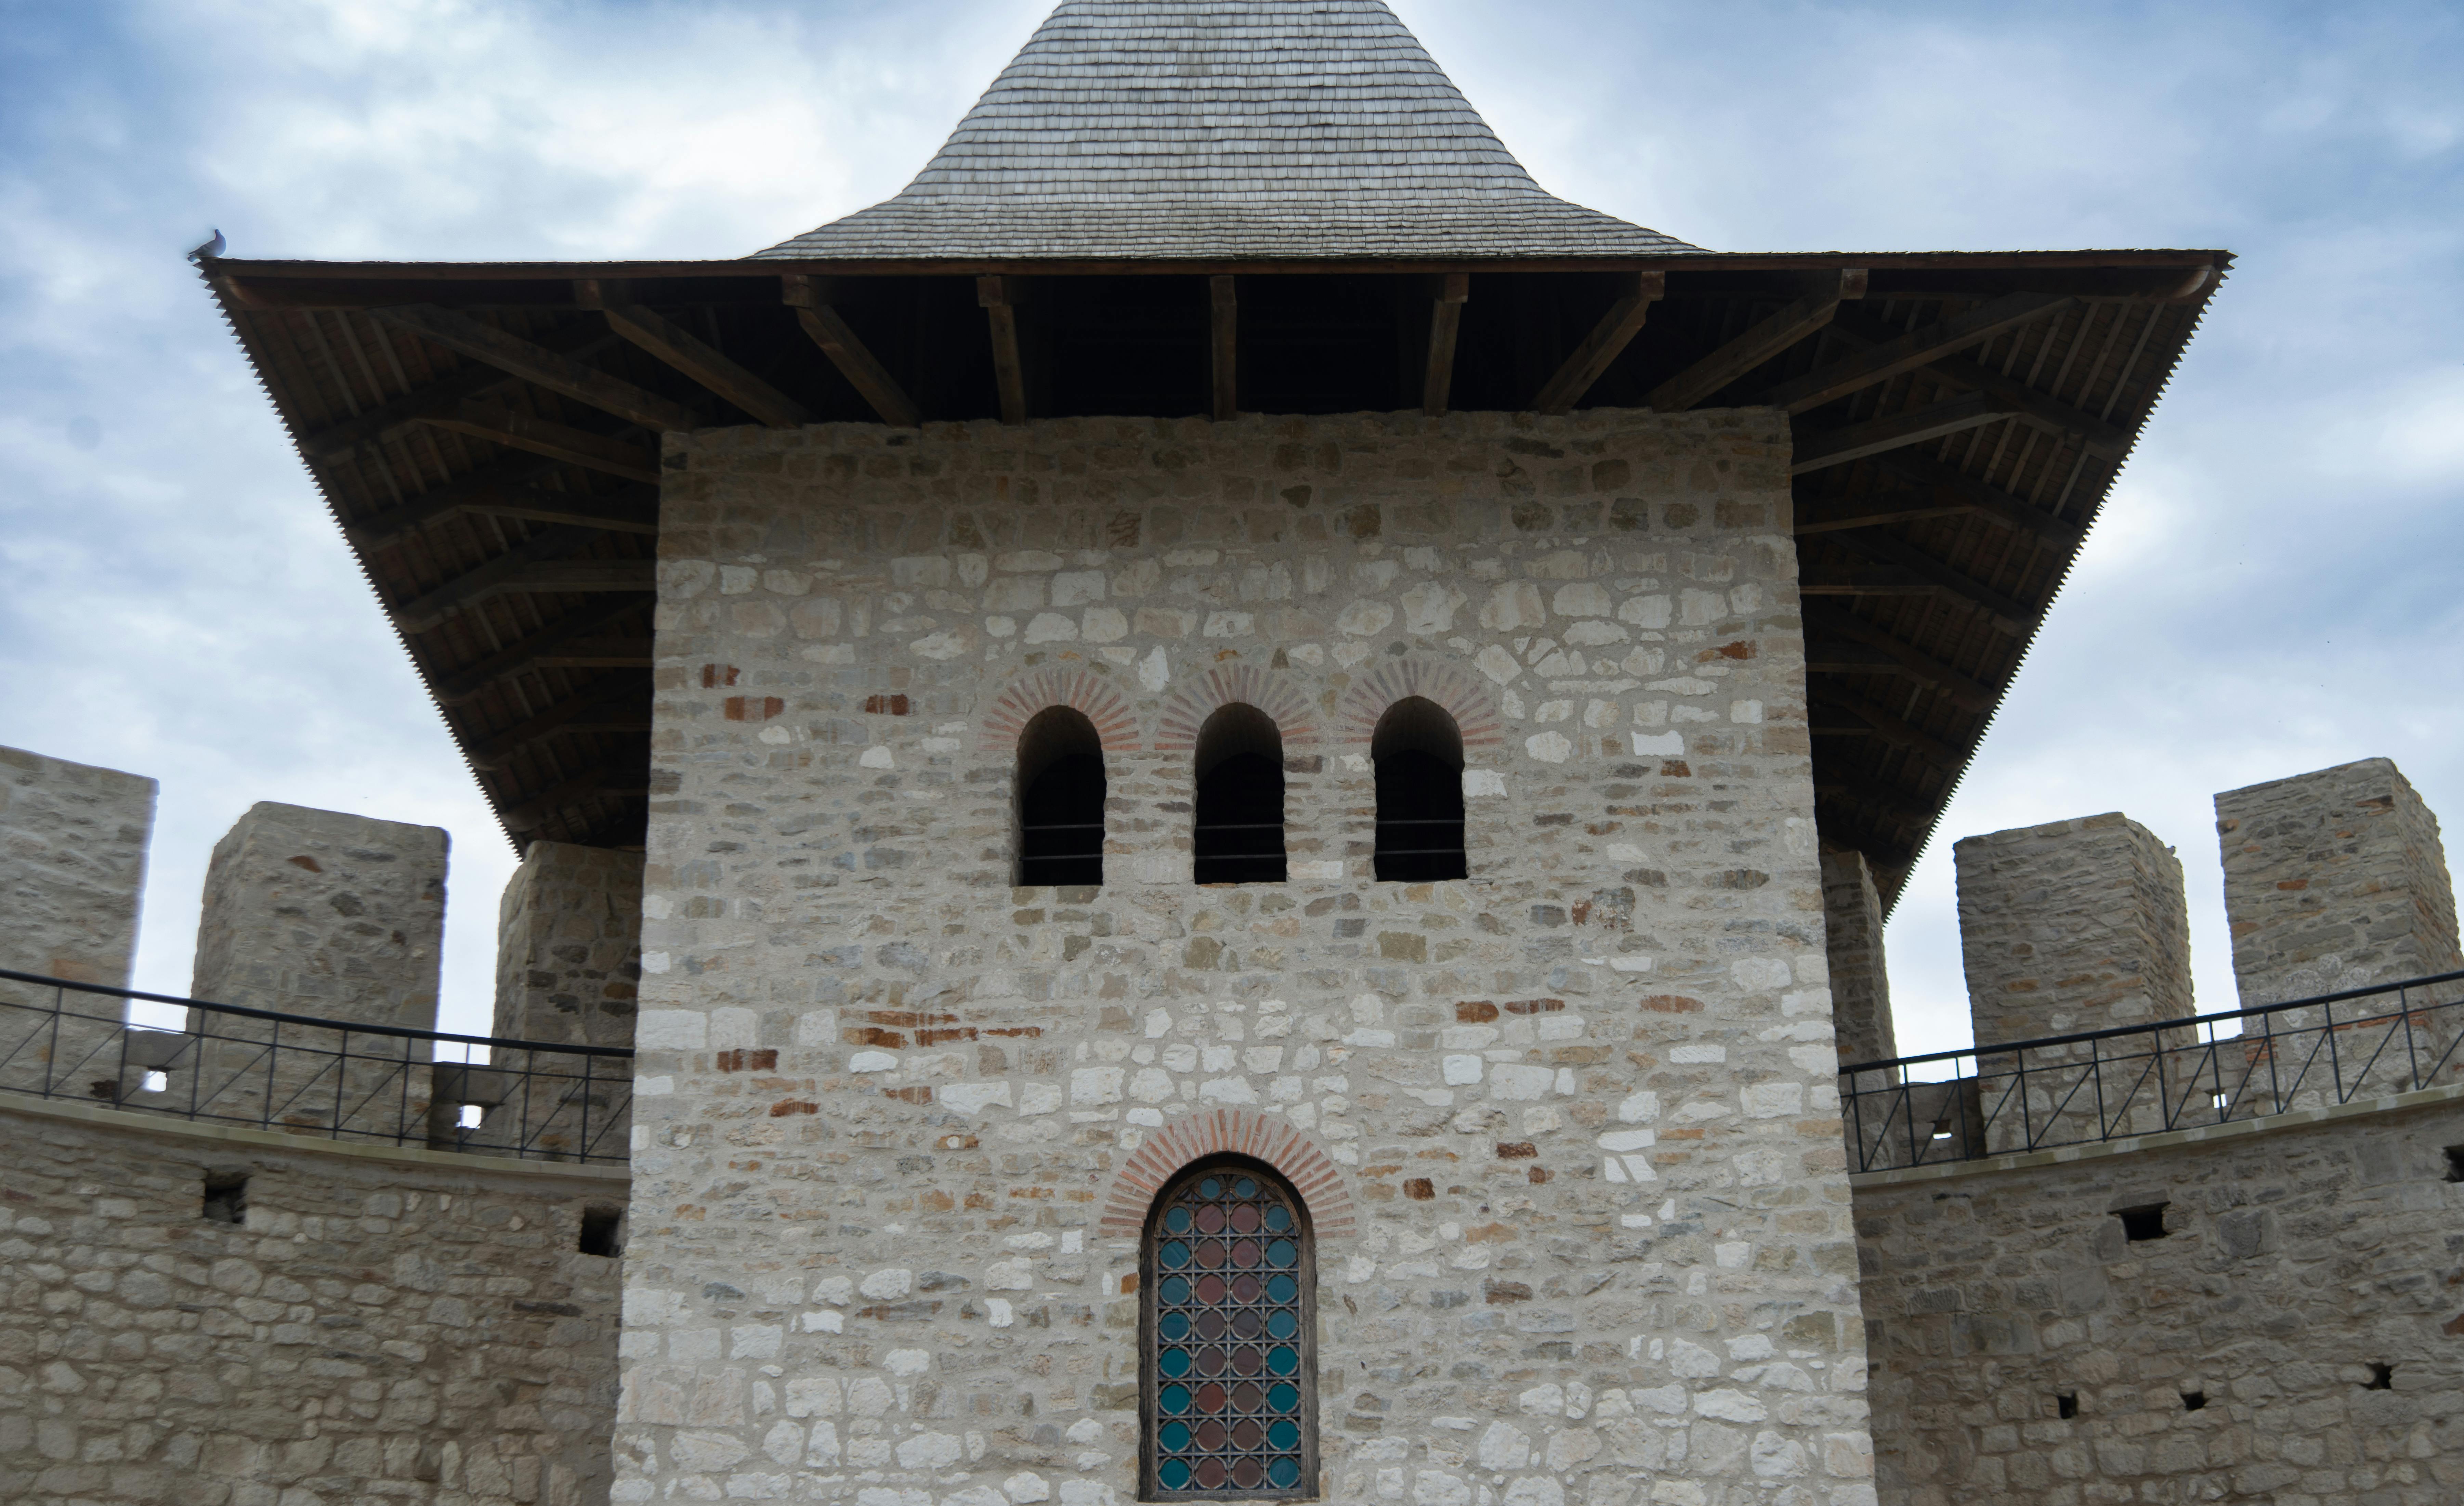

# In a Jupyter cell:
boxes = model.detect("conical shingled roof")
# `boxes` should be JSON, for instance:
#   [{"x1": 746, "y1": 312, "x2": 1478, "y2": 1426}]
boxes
[{"x1": 756, "y1": 0, "x2": 1696, "y2": 261}]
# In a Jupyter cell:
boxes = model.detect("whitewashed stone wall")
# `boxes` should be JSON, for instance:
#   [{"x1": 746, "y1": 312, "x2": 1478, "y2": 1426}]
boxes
[
  {"x1": 0, "y1": 1095, "x2": 624, "y2": 1506},
  {"x1": 1854, "y1": 1094, "x2": 2464, "y2": 1506},
  {"x1": 618, "y1": 408, "x2": 1874, "y2": 1506}
]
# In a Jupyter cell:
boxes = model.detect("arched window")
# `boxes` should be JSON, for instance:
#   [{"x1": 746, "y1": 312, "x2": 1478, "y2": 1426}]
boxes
[
  {"x1": 1193, "y1": 703, "x2": 1284, "y2": 885},
  {"x1": 1372, "y1": 696, "x2": 1466, "y2": 881},
  {"x1": 1016, "y1": 706, "x2": 1106, "y2": 886},
  {"x1": 1142, "y1": 1159, "x2": 1316, "y2": 1500}
]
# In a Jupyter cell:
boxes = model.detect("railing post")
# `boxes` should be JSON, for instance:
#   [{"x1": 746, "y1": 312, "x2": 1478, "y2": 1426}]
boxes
[
  {"x1": 2399, "y1": 986, "x2": 2420, "y2": 1092},
  {"x1": 2324, "y1": 996, "x2": 2344, "y2": 1104},
  {"x1": 580, "y1": 1050, "x2": 595, "y2": 1164},
  {"x1": 44, "y1": 981, "x2": 63, "y2": 1098}
]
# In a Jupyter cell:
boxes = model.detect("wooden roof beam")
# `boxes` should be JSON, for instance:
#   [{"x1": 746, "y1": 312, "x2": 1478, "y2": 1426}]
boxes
[
  {"x1": 1647, "y1": 268, "x2": 1865, "y2": 412},
  {"x1": 1808, "y1": 687, "x2": 1967, "y2": 770},
  {"x1": 1792, "y1": 490, "x2": 1976, "y2": 535},
  {"x1": 500, "y1": 763, "x2": 650, "y2": 834},
  {"x1": 1421, "y1": 272, "x2": 1468, "y2": 417},
  {"x1": 300, "y1": 322, "x2": 619, "y2": 464},
  {"x1": 1865, "y1": 449, "x2": 2085, "y2": 549},
  {"x1": 1819, "y1": 531, "x2": 2038, "y2": 636},
  {"x1": 532, "y1": 637, "x2": 654, "y2": 671},
  {"x1": 1790, "y1": 393, "x2": 2013, "y2": 474},
  {"x1": 978, "y1": 276, "x2": 1029, "y2": 425},
  {"x1": 783, "y1": 275, "x2": 919, "y2": 427},
  {"x1": 577, "y1": 283, "x2": 810, "y2": 429},
  {"x1": 1803, "y1": 603, "x2": 1997, "y2": 712},
  {"x1": 434, "y1": 597, "x2": 651, "y2": 703},
  {"x1": 368, "y1": 303, "x2": 702, "y2": 432},
  {"x1": 1534, "y1": 270, "x2": 1663, "y2": 414},
  {"x1": 347, "y1": 477, "x2": 656, "y2": 553},
  {"x1": 1824, "y1": 309, "x2": 2132, "y2": 458},
  {"x1": 468, "y1": 681, "x2": 652, "y2": 770},
  {"x1": 1211, "y1": 275, "x2": 1239, "y2": 421},
  {"x1": 421, "y1": 403, "x2": 661, "y2": 483},
  {"x1": 1815, "y1": 778, "x2": 1938, "y2": 833},
  {"x1": 393, "y1": 531, "x2": 653, "y2": 634},
  {"x1": 1757, "y1": 291, "x2": 2074, "y2": 414}
]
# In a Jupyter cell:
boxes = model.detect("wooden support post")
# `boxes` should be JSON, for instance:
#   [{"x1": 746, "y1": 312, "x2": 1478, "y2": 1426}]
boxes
[
  {"x1": 1210, "y1": 275, "x2": 1238, "y2": 421},
  {"x1": 580, "y1": 287, "x2": 809, "y2": 429},
  {"x1": 782, "y1": 275, "x2": 920, "y2": 428},
  {"x1": 1533, "y1": 269, "x2": 1664, "y2": 415},
  {"x1": 1422, "y1": 272, "x2": 1469, "y2": 417},
  {"x1": 420, "y1": 402, "x2": 663, "y2": 483},
  {"x1": 979, "y1": 276, "x2": 1028, "y2": 425},
  {"x1": 368, "y1": 303, "x2": 701, "y2": 431},
  {"x1": 1647, "y1": 269, "x2": 1865, "y2": 412}
]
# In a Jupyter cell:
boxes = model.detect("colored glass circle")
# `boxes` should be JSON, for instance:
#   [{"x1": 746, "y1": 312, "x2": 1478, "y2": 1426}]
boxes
[
  {"x1": 1160, "y1": 1348, "x2": 1192, "y2": 1379},
  {"x1": 1195, "y1": 1241, "x2": 1224, "y2": 1269},
  {"x1": 1232, "y1": 1346, "x2": 1262, "y2": 1376},
  {"x1": 1161, "y1": 1240, "x2": 1190, "y2": 1269},
  {"x1": 1232, "y1": 1177, "x2": 1258, "y2": 1198},
  {"x1": 1231, "y1": 1310, "x2": 1262, "y2": 1340},
  {"x1": 1159, "y1": 1421, "x2": 1191, "y2": 1452},
  {"x1": 1159, "y1": 1312, "x2": 1190, "y2": 1341},
  {"x1": 1232, "y1": 1239, "x2": 1260, "y2": 1269},
  {"x1": 1232, "y1": 1458, "x2": 1264, "y2": 1489},
  {"x1": 1165, "y1": 1207, "x2": 1192, "y2": 1234},
  {"x1": 1195, "y1": 1204, "x2": 1226, "y2": 1234},
  {"x1": 1161, "y1": 1276, "x2": 1190, "y2": 1304},
  {"x1": 1269, "y1": 1458, "x2": 1301, "y2": 1489},
  {"x1": 1268, "y1": 1383, "x2": 1300, "y2": 1412},
  {"x1": 1231, "y1": 1204, "x2": 1260, "y2": 1233},
  {"x1": 1264, "y1": 1206, "x2": 1290, "y2": 1232},
  {"x1": 1269, "y1": 1419, "x2": 1300, "y2": 1450},
  {"x1": 1231, "y1": 1382, "x2": 1263, "y2": 1412},
  {"x1": 1160, "y1": 1385, "x2": 1190, "y2": 1415},
  {"x1": 1266, "y1": 1310, "x2": 1297, "y2": 1340},
  {"x1": 1232, "y1": 1419, "x2": 1263, "y2": 1449},
  {"x1": 1197, "y1": 1348, "x2": 1226, "y2": 1376},
  {"x1": 1196, "y1": 1177, "x2": 1222, "y2": 1199},
  {"x1": 1266, "y1": 1274, "x2": 1297, "y2": 1303},
  {"x1": 1195, "y1": 1420, "x2": 1227, "y2": 1450},
  {"x1": 1267, "y1": 1346, "x2": 1297, "y2": 1376},
  {"x1": 1158, "y1": 1459, "x2": 1191, "y2": 1490},
  {"x1": 1267, "y1": 1238, "x2": 1296, "y2": 1268},
  {"x1": 1196, "y1": 1382, "x2": 1227, "y2": 1413},
  {"x1": 1195, "y1": 1310, "x2": 1226, "y2": 1341},
  {"x1": 1231, "y1": 1275, "x2": 1261, "y2": 1302},
  {"x1": 1194, "y1": 1459, "x2": 1227, "y2": 1490},
  {"x1": 1195, "y1": 1274, "x2": 1226, "y2": 1303}
]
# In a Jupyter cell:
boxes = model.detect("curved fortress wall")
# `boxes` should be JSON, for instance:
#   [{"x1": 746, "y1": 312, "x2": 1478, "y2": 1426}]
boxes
[{"x1": 621, "y1": 409, "x2": 1877, "y2": 1505}]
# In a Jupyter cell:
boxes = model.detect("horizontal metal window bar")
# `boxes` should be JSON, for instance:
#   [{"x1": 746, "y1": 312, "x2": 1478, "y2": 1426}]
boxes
[
  {"x1": 1194, "y1": 822, "x2": 1287, "y2": 832},
  {"x1": 1836, "y1": 963, "x2": 2464, "y2": 1075}
]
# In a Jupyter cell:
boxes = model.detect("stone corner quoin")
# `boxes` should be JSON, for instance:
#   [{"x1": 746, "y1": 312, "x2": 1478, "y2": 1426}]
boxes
[{"x1": 615, "y1": 407, "x2": 1873, "y2": 1504}]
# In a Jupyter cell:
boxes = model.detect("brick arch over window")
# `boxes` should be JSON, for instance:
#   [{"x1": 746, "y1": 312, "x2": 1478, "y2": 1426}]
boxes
[
  {"x1": 1101, "y1": 1110, "x2": 1356, "y2": 1240},
  {"x1": 982, "y1": 667, "x2": 1141, "y2": 754},
  {"x1": 1331, "y1": 657, "x2": 1503, "y2": 749},
  {"x1": 1153, "y1": 665, "x2": 1317, "y2": 752}
]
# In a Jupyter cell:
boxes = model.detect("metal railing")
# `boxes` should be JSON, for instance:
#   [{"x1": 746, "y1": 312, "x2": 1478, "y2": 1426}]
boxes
[
  {"x1": 0, "y1": 966, "x2": 633, "y2": 1165},
  {"x1": 1839, "y1": 968, "x2": 2464, "y2": 1172}
]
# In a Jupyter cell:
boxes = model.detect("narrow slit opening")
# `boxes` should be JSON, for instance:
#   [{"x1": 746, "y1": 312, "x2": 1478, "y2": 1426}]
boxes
[
  {"x1": 2442, "y1": 1146, "x2": 2464, "y2": 1183},
  {"x1": 2118, "y1": 1203, "x2": 2168, "y2": 1242},
  {"x1": 1372, "y1": 696, "x2": 1466, "y2": 882},
  {"x1": 1193, "y1": 703, "x2": 1285, "y2": 885},
  {"x1": 202, "y1": 1170, "x2": 248, "y2": 1225},
  {"x1": 2362, "y1": 1363, "x2": 2393, "y2": 1391},
  {"x1": 579, "y1": 1204, "x2": 625, "y2": 1258},
  {"x1": 2056, "y1": 1393, "x2": 2078, "y2": 1419},
  {"x1": 1016, "y1": 706, "x2": 1106, "y2": 887},
  {"x1": 2180, "y1": 1390, "x2": 2206, "y2": 1411}
]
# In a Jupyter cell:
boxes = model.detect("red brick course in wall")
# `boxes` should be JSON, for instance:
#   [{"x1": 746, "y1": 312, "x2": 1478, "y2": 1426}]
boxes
[
  {"x1": 1099, "y1": 1107, "x2": 1357, "y2": 1239},
  {"x1": 982, "y1": 665, "x2": 1143, "y2": 752}
]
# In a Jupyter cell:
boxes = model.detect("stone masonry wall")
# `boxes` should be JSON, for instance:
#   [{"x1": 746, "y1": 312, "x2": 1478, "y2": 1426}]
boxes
[
  {"x1": 0, "y1": 1095, "x2": 625, "y2": 1506},
  {"x1": 0, "y1": 744, "x2": 159, "y2": 1101},
  {"x1": 1852, "y1": 1093, "x2": 2464, "y2": 1506},
  {"x1": 494, "y1": 843, "x2": 645, "y2": 1050},
  {"x1": 2214, "y1": 758, "x2": 2464, "y2": 1007},
  {"x1": 1820, "y1": 851, "x2": 1895, "y2": 1073},
  {"x1": 618, "y1": 408, "x2": 1876, "y2": 1506}
]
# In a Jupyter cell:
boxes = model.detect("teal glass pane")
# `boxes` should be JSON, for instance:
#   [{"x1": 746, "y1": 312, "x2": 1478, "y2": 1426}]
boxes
[
  {"x1": 1159, "y1": 1348, "x2": 1191, "y2": 1378},
  {"x1": 1268, "y1": 1420, "x2": 1300, "y2": 1451},
  {"x1": 1232, "y1": 1177, "x2": 1258, "y2": 1197},
  {"x1": 1160, "y1": 1422, "x2": 1191, "y2": 1452},
  {"x1": 1159, "y1": 1312, "x2": 1190, "y2": 1341},
  {"x1": 1161, "y1": 1276, "x2": 1190, "y2": 1304},
  {"x1": 1267, "y1": 1311, "x2": 1297, "y2": 1340},
  {"x1": 1266, "y1": 1274, "x2": 1297, "y2": 1303},
  {"x1": 1264, "y1": 1206, "x2": 1290, "y2": 1232},
  {"x1": 1268, "y1": 1383, "x2": 1300, "y2": 1412},
  {"x1": 1268, "y1": 1459, "x2": 1301, "y2": 1489},
  {"x1": 1267, "y1": 1346, "x2": 1297, "y2": 1375},
  {"x1": 1165, "y1": 1207, "x2": 1192, "y2": 1234},
  {"x1": 1267, "y1": 1239, "x2": 1296, "y2": 1268},
  {"x1": 1159, "y1": 1460, "x2": 1192, "y2": 1490},
  {"x1": 1161, "y1": 1240, "x2": 1191, "y2": 1269},
  {"x1": 1160, "y1": 1385, "x2": 1191, "y2": 1415},
  {"x1": 1197, "y1": 1177, "x2": 1222, "y2": 1199}
]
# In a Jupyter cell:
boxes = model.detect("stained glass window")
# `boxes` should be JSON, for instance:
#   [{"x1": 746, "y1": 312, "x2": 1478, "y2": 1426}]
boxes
[{"x1": 1142, "y1": 1160, "x2": 1315, "y2": 1500}]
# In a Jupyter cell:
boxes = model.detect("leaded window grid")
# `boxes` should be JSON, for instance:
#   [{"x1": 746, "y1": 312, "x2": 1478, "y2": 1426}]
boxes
[{"x1": 1138, "y1": 1155, "x2": 1319, "y2": 1502}]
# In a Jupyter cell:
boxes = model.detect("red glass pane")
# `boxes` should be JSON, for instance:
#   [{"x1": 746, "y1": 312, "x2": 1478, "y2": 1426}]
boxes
[
  {"x1": 1232, "y1": 1459, "x2": 1263, "y2": 1489},
  {"x1": 1232, "y1": 1346, "x2": 1262, "y2": 1376},
  {"x1": 1195, "y1": 1205, "x2": 1226, "y2": 1234},
  {"x1": 1232, "y1": 1420, "x2": 1263, "y2": 1449},
  {"x1": 1196, "y1": 1311, "x2": 1227, "y2": 1341},
  {"x1": 1231, "y1": 1205, "x2": 1260, "y2": 1233},
  {"x1": 1197, "y1": 1348, "x2": 1227, "y2": 1376},
  {"x1": 1196, "y1": 1383, "x2": 1226, "y2": 1413},
  {"x1": 1231, "y1": 1382, "x2": 1263, "y2": 1412},
  {"x1": 1231, "y1": 1275, "x2": 1261, "y2": 1302},
  {"x1": 1195, "y1": 1459, "x2": 1227, "y2": 1490},
  {"x1": 1231, "y1": 1239, "x2": 1260, "y2": 1268},
  {"x1": 1231, "y1": 1311, "x2": 1262, "y2": 1339},
  {"x1": 1196, "y1": 1421, "x2": 1227, "y2": 1450},
  {"x1": 1196, "y1": 1241, "x2": 1225, "y2": 1268}
]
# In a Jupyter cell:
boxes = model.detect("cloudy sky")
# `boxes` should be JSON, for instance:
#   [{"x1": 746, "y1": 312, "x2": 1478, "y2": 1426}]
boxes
[{"x1": 2, "y1": 0, "x2": 2458, "y2": 1049}]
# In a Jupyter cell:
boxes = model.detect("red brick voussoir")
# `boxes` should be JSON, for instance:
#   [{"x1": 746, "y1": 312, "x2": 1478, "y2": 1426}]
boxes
[{"x1": 1098, "y1": 1108, "x2": 1356, "y2": 1239}]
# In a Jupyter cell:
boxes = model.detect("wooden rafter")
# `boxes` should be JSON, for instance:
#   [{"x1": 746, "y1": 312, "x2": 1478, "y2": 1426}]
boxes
[
  {"x1": 1211, "y1": 275, "x2": 1239, "y2": 421},
  {"x1": 1864, "y1": 449, "x2": 2084, "y2": 549},
  {"x1": 1646, "y1": 269, "x2": 1865, "y2": 412},
  {"x1": 782, "y1": 275, "x2": 920, "y2": 427},
  {"x1": 1808, "y1": 687, "x2": 1966, "y2": 769},
  {"x1": 1826, "y1": 310, "x2": 2131, "y2": 457},
  {"x1": 1758, "y1": 291, "x2": 2074, "y2": 414},
  {"x1": 348, "y1": 476, "x2": 656, "y2": 553},
  {"x1": 421, "y1": 403, "x2": 662, "y2": 483},
  {"x1": 435, "y1": 597, "x2": 651, "y2": 702},
  {"x1": 588, "y1": 294, "x2": 810, "y2": 429},
  {"x1": 500, "y1": 763, "x2": 650, "y2": 834},
  {"x1": 368, "y1": 303, "x2": 701, "y2": 432},
  {"x1": 1802, "y1": 605, "x2": 1997, "y2": 712},
  {"x1": 469, "y1": 681, "x2": 652, "y2": 770},
  {"x1": 978, "y1": 276, "x2": 1029, "y2": 425},
  {"x1": 1790, "y1": 392, "x2": 2011, "y2": 474},
  {"x1": 1792, "y1": 491, "x2": 1976, "y2": 535},
  {"x1": 1819, "y1": 532, "x2": 2036, "y2": 636},
  {"x1": 1815, "y1": 779, "x2": 1937, "y2": 833},
  {"x1": 1533, "y1": 269, "x2": 1663, "y2": 414},
  {"x1": 393, "y1": 534, "x2": 653, "y2": 634},
  {"x1": 531, "y1": 637, "x2": 654, "y2": 671},
  {"x1": 301, "y1": 324, "x2": 621, "y2": 464},
  {"x1": 1421, "y1": 272, "x2": 1468, "y2": 417}
]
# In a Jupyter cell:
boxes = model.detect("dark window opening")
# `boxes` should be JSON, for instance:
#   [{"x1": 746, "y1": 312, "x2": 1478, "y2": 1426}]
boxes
[
  {"x1": 1141, "y1": 1156, "x2": 1316, "y2": 1499},
  {"x1": 579, "y1": 1205, "x2": 625, "y2": 1258},
  {"x1": 2056, "y1": 1393, "x2": 2078, "y2": 1419},
  {"x1": 2118, "y1": 1203, "x2": 2169, "y2": 1242},
  {"x1": 2443, "y1": 1145, "x2": 2464, "y2": 1183},
  {"x1": 2181, "y1": 1390, "x2": 2206, "y2": 1411},
  {"x1": 1017, "y1": 706, "x2": 1107, "y2": 887},
  {"x1": 2363, "y1": 1363, "x2": 2393, "y2": 1391},
  {"x1": 202, "y1": 1170, "x2": 247, "y2": 1225},
  {"x1": 1372, "y1": 697, "x2": 1466, "y2": 882},
  {"x1": 1194, "y1": 704, "x2": 1285, "y2": 885}
]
